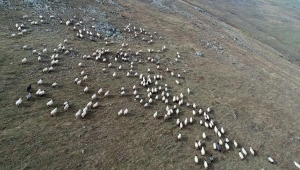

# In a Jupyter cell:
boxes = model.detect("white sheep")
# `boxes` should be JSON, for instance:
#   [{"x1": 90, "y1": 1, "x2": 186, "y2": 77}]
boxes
[
  {"x1": 189, "y1": 117, "x2": 193, "y2": 124},
  {"x1": 241, "y1": 147, "x2": 247, "y2": 156},
  {"x1": 221, "y1": 127, "x2": 225, "y2": 134},
  {"x1": 153, "y1": 111, "x2": 158, "y2": 118},
  {"x1": 83, "y1": 75, "x2": 88, "y2": 81},
  {"x1": 294, "y1": 161, "x2": 300, "y2": 168},
  {"x1": 194, "y1": 155, "x2": 199, "y2": 164},
  {"x1": 15, "y1": 98, "x2": 22, "y2": 106},
  {"x1": 268, "y1": 156, "x2": 275, "y2": 164},
  {"x1": 234, "y1": 140, "x2": 238, "y2": 148},
  {"x1": 204, "y1": 160, "x2": 208, "y2": 169},
  {"x1": 92, "y1": 102, "x2": 99, "y2": 108},
  {"x1": 81, "y1": 70, "x2": 85, "y2": 76},
  {"x1": 22, "y1": 57, "x2": 27, "y2": 64},
  {"x1": 225, "y1": 143, "x2": 230, "y2": 150},
  {"x1": 104, "y1": 90, "x2": 110, "y2": 97},
  {"x1": 52, "y1": 82, "x2": 57, "y2": 87},
  {"x1": 64, "y1": 103, "x2": 69, "y2": 111},
  {"x1": 47, "y1": 99, "x2": 53, "y2": 107},
  {"x1": 37, "y1": 78, "x2": 43, "y2": 85},
  {"x1": 98, "y1": 88, "x2": 103, "y2": 94},
  {"x1": 38, "y1": 90, "x2": 45, "y2": 96},
  {"x1": 81, "y1": 109, "x2": 87, "y2": 118},
  {"x1": 91, "y1": 94, "x2": 97, "y2": 100},
  {"x1": 50, "y1": 108, "x2": 57, "y2": 116},
  {"x1": 202, "y1": 132, "x2": 206, "y2": 139},
  {"x1": 83, "y1": 86, "x2": 89, "y2": 93},
  {"x1": 177, "y1": 133, "x2": 182, "y2": 141},
  {"x1": 201, "y1": 146, "x2": 205, "y2": 155},
  {"x1": 118, "y1": 109, "x2": 123, "y2": 116},
  {"x1": 75, "y1": 109, "x2": 82, "y2": 118},
  {"x1": 239, "y1": 150, "x2": 244, "y2": 160},
  {"x1": 249, "y1": 147, "x2": 255, "y2": 156},
  {"x1": 124, "y1": 108, "x2": 128, "y2": 115}
]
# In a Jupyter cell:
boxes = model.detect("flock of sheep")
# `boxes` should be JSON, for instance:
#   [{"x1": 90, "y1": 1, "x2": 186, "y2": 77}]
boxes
[{"x1": 12, "y1": 12, "x2": 300, "y2": 169}]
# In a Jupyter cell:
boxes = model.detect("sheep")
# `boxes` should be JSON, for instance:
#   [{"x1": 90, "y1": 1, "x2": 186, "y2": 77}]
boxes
[
  {"x1": 184, "y1": 118, "x2": 188, "y2": 125},
  {"x1": 199, "y1": 119, "x2": 203, "y2": 125},
  {"x1": 177, "y1": 133, "x2": 182, "y2": 141},
  {"x1": 75, "y1": 109, "x2": 82, "y2": 118},
  {"x1": 225, "y1": 143, "x2": 230, "y2": 150},
  {"x1": 201, "y1": 146, "x2": 205, "y2": 155},
  {"x1": 38, "y1": 56, "x2": 41, "y2": 61},
  {"x1": 50, "y1": 108, "x2": 57, "y2": 116},
  {"x1": 249, "y1": 147, "x2": 255, "y2": 156},
  {"x1": 194, "y1": 155, "x2": 199, "y2": 164},
  {"x1": 37, "y1": 78, "x2": 43, "y2": 85},
  {"x1": 92, "y1": 102, "x2": 99, "y2": 108},
  {"x1": 26, "y1": 84, "x2": 32, "y2": 92},
  {"x1": 241, "y1": 147, "x2": 247, "y2": 156},
  {"x1": 38, "y1": 90, "x2": 45, "y2": 96},
  {"x1": 214, "y1": 126, "x2": 218, "y2": 134},
  {"x1": 153, "y1": 111, "x2": 158, "y2": 118},
  {"x1": 268, "y1": 156, "x2": 275, "y2": 164},
  {"x1": 225, "y1": 137, "x2": 229, "y2": 143},
  {"x1": 15, "y1": 98, "x2": 22, "y2": 106},
  {"x1": 83, "y1": 86, "x2": 89, "y2": 93},
  {"x1": 204, "y1": 122, "x2": 209, "y2": 128},
  {"x1": 81, "y1": 109, "x2": 87, "y2": 118},
  {"x1": 187, "y1": 88, "x2": 190, "y2": 94},
  {"x1": 213, "y1": 143, "x2": 217, "y2": 150},
  {"x1": 195, "y1": 141, "x2": 199, "y2": 150},
  {"x1": 83, "y1": 75, "x2": 88, "y2": 81},
  {"x1": 189, "y1": 117, "x2": 193, "y2": 124},
  {"x1": 64, "y1": 103, "x2": 69, "y2": 111},
  {"x1": 202, "y1": 132, "x2": 206, "y2": 139},
  {"x1": 91, "y1": 94, "x2": 97, "y2": 101},
  {"x1": 204, "y1": 160, "x2": 208, "y2": 169},
  {"x1": 176, "y1": 119, "x2": 180, "y2": 126},
  {"x1": 86, "y1": 101, "x2": 93, "y2": 108},
  {"x1": 81, "y1": 70, "x2": 85, "y2": 76},
  {"x1": 294, "y1": 161, "x2": 300, "y2": 168},
  {"x1": 234, "y1": 140, "x2": 238, "y2": 148},
  {"x1": 221, "y1": 127, "x2": 225, "y2": 134},
  {"x1": 239, "y1": 150, "x2": 244, "y2": 160},
  {"x1": 52, "y1": 82, "x2": 57, "y2": 87},
  {"x1": 78, "y1": 62, "x2": 83, "y2": 67},
  {"x1": 98, "y1": 88, "x2": 103, "y2": 94},
  {"x1": 209, "y1": 154, "x2": 214, "y2": 163},
  {"x1": 22, "y1": 57, "x2": 27, "y2": 64},
  {"x1": 113, "y1": 72, "x2": 116, "y2": 77},
  {"x1": 179, "y1": 122, "x2": 183, "y2": 129},
  {"x1": 118, "y1": 109, "x2": 123, "y2": 116},
  {"x1": 124, "y1": 108, "x2": 128, "y2": 115},
  {"x1": 104, "y1": 90, "x2": 110, "y2": 97},
  {"x1": 207, "y1": 107, "x2": 211, "y2": 113},
  {"x1": 219, "y1": 139, "x2": 223, "y2": 145},
  {"x1": 47, "y1": 99, "x2": 53, "y2": 107},
  {"x1": 26, "y1": 92, "x2": 32, "y2": 100}
]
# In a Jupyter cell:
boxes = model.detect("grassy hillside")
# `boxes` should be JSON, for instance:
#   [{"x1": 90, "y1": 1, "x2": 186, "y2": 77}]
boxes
[{"x1": 0, "y1": 0, "x2": 300, "y2": 169}]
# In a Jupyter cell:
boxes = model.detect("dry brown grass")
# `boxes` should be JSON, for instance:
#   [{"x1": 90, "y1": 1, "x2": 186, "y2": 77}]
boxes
[{"x1": 0, "y1": 0, "x2": 300, "y2": 170}]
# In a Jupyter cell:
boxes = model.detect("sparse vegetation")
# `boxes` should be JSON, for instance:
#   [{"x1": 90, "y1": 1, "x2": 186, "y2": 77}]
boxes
[{"x1": 0, "y1": 0, "x2": 300, "y2": 170}]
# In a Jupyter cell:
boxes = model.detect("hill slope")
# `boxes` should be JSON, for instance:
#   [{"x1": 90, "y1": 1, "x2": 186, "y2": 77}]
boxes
[{"x1": 0, "y1": 0, "x2": 299, "y2": 169}]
